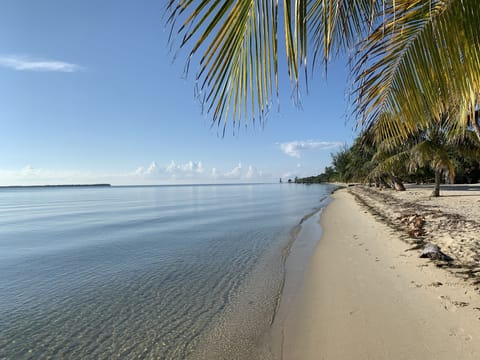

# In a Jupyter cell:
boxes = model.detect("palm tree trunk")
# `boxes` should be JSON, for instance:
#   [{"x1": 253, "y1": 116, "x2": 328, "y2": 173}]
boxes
[
  {"x1": 432, "y1": 169, "x2": 442, "y2": 197},
  {"x1": 467, "y1": 110, "x2": 480, "y2": 142},
  {"x1": 471, "y1": 118, "x2": 480, "y2": 143},
  {"x1": 378, "y1": 176, "x2": 390, "y2": 189},
  {"x1": 391, "y1": 175, "x2": 406, "y2": 191}
]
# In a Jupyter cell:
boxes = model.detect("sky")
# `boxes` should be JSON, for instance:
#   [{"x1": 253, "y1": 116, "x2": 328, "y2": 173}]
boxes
[{"x1": 0, "y1": 1, "x2": 357, "y2": 186}]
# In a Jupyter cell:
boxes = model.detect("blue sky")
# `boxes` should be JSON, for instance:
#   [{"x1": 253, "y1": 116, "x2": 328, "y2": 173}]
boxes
[{"x1": 0, "y1": 1, "x2": 356, "y2": 185}]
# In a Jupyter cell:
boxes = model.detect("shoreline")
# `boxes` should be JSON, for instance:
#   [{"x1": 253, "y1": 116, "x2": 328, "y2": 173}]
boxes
[
  {"x1": 265, "y1": 205, "x2": 329, "y2": 359},
  {"x1": 279, "y1": 186, "x2": 480, "y2": 359},
  {"x1": 192, "y1": 195, "x2": 334, "y2": 360}
]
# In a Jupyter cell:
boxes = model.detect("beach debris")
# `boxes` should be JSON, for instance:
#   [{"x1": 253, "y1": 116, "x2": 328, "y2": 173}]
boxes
[
  {"x1": 407, "y1": 243, "x2": 425, "y2": 251},
  {"x1": 398, "y1": 213, "x2": 425, "y2": 238},
  {"x1": 420, "y1": 243, "x2": 453, "y2": 262},
  {"x1": 351, "y1": 185, "x2": 480, "y2": 290}
]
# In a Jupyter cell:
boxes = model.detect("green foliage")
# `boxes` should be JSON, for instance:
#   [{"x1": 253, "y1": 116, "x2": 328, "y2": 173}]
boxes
[
  {"x1": 297, "y1": 121, "x2": 480, "y2": 187},
  {"x1": 295, "y1": 166, "x2": 338, "y2": 183},
  {"x1": 354, "y1": 0, "x2": 480, "y2": 139},
  {"x1": 331, "y1": 146, "x2": 351, "y2": 182},
  {"x1": 296, "y1": 133, "x2": 377, "y2": 184}
]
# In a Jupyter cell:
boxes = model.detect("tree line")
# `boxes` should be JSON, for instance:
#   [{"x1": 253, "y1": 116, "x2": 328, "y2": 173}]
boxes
[{"x1": 296, "y1": 121, "x2": 480, "y2": 196}]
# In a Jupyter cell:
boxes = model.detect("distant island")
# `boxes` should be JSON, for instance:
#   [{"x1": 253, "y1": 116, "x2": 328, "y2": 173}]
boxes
[
  {"x1": 0, "y1": 184, "x2": 111, "y2": 189},
  {"x1": 293, "y1": 175, "x2": 326, "y2": 184},
  {"x1": 282, "y1": 174, "x2": 330, "y2": 184}
]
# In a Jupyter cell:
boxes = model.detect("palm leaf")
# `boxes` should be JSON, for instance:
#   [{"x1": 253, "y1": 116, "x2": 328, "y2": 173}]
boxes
[
  {"x1": 354, "y1": 0, "x2": 480, "y2": 138},
  {"x1": 369, "y1": 149, "x2": 409, "y2": 179},
  {"x1": 308, "y1": 0, "x2": 379, "y2": 69},
  {"x1": 409, "y1": 140, "x2": 455, "y2": 182},
  {"x1": 167, "y1": 0, "x2": 381, "y2": 130},
  {"x1": 167, "y1": 0, "x2": 311, "y2": 131}
]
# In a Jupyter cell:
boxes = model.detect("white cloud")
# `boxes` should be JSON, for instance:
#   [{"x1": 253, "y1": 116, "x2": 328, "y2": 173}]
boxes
[
  {"x1": 165, "y1": 161, "x2": 176, "y2": 173},
  {"x1": 186, "y1": 161, "x2": 203, "y2": 173},
  {"x1": 165, "y1": 160, "x2": 203, "y2": 174},
  {"x1": 224, "y1": 163, "x2": 242, "y2": 178},
  {"x1": 134, "y1": 166, "x2": 145, "y2": 175},
  {"x1": 279, "y1": 140, "x2": 343, "y2": 158},
  {"x1": 132, "y1": 161, "x2": 158, "y2": 176},
  {"x1": 0, "y1": 55, "x2": 83, "y2": 72},
  {"x1": 146, "y1": 161, "x2": 159, "y2": 175},
  {"x1": 131, "y1": 160, "x2": 224, "y2": 183},
  {"x1": 245, "y1": 165, "x2": 261, "y2": 179},
  {"x1": 134, "y1": 161, "x2": 268, "y2": 183}
]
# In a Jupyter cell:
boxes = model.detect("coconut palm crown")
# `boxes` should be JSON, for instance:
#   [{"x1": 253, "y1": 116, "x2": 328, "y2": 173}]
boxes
[
  {"x1": 353, "y1": 0, "x2": 480, "y2": 141},
  {"x1": 167, "y1": 1, "x2": 480, "y2": 139}
]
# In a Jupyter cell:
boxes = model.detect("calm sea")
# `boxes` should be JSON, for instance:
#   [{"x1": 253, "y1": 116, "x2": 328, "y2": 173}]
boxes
[{"x1": 0, "y1": 183, "x2": 334, "y2": 359}]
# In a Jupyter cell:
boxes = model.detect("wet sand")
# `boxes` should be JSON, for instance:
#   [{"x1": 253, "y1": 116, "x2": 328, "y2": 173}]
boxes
[{"x1": 280, "y1": 187, "x2": 480, "y2": 359}]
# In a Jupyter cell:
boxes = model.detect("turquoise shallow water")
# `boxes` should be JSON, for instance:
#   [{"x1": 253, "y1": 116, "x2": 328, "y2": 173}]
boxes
[{"x1": 0, "y1": 183, "x2": 334, "y2": 359}]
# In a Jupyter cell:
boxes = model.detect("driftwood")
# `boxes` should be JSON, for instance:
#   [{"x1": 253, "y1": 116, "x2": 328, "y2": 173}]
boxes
[{"x1": 420, "y1": 243, "x2": 453, "y2": 262}]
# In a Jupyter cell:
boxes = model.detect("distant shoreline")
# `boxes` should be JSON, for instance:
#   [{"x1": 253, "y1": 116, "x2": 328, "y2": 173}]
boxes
[
  {"x1": 0, "y1": 184, "x2": 111, "y2": 189},
  {"x1": 0, "y1": 182, "x2": 332, "y2": 189}
]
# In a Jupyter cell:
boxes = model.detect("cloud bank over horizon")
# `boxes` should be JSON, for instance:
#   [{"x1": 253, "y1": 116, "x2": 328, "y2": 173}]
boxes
[
  {"x1": 0, "y1": 161, "x2": 272, "y2": 186},
  {"x1": 132, "y1": 161, "x2": 266, "y2": 184}
]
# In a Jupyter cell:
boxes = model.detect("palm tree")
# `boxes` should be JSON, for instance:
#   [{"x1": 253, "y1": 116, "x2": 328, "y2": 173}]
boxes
[
  {"x1": 353, "y1": 1, "x2": 480, "y2": 143},
  {"x1": 167, "y1": 1, "x2": 480, "y2": 139},
  {"x1": 369, "y1": 113, "x2": 480, "y2": 196},
  {"x1": 370, "y1": 135, "x2": 455, "y2": 196},
  {"x1": 368, "y1": 148, "x2": 408, "y2": 191}
]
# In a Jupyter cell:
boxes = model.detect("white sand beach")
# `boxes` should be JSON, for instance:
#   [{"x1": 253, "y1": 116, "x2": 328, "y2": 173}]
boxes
[{"x1": 280, "y1": 186, "x2": 480, "y2": 359}]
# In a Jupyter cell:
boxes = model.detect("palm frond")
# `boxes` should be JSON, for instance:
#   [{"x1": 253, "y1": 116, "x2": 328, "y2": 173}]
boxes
[
  {"x1": 167, "y1": 0, "x2": 311, "y2": 131},
  {"x1": 167, "y1": 0, "x2": 382, "y2": 129},
  {"x1": 354, "y1": 0, "x2": 480, "y2": 137},
  {"x1": 308, "y1": 0, "x2": 379, "y2": 68},
  {"x1": 409, "y1": 140, "x2": 455, "y2": 181},
  {"x1": 368, "y1": 111, "x2": 412, "y2": 149},
  {"x1": 369, "y1": 150, "x2": 409, "y2": 179}
]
